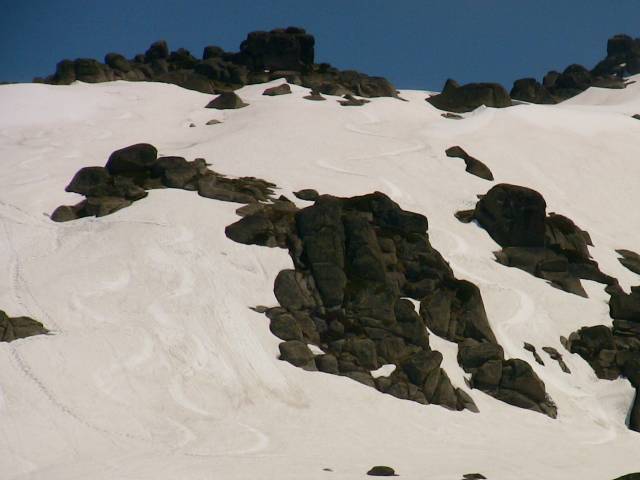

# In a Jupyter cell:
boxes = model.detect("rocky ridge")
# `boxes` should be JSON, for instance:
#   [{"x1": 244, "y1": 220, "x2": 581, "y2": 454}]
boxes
[{"x1": 35, "y1": 27, "x2": 398, "y2": 99}]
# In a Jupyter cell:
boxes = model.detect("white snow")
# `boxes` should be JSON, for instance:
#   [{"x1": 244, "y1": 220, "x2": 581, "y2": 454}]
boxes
[
  {"x1": 1, "y1": 77, "x2": 640, "y2": 479},
  {"x1": 371, "y1": 364, "x2": 396, "y2": 379}
]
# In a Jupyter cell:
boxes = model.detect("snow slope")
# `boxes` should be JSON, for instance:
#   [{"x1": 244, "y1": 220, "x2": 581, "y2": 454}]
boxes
[{"x1": 1, "y1": 77, "x2": 640, "y2": 479}]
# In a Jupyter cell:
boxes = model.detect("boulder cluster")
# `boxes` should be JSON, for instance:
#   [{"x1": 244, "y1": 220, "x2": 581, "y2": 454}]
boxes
[
  {"x1": 511, "y1": 35, "x2": 640, "y2": 103},
  {"x1": 426, "y1": 34, "x2": 638, "y2": 113},
  {"x1": 456, "y1": 183, "x2": 613, "y2": 297},
  {"x1": 0, "y1": 310, "x2": 47, "y2": 342},
  {"x1": 566, "y1": 284, "x2": 640, "y2": 432},
  {"x1": 35, "y1": 27, "x2": 398, "y2": 99},
  {"x1": 226, "y1": 190, "x2": 556, "y2": 416},
  {"x1": 51, "y1": 143, "x2": 276, "y2": 222},
  {"x1": 456, "y1": 183, "x2": 640, "y2": 431}
]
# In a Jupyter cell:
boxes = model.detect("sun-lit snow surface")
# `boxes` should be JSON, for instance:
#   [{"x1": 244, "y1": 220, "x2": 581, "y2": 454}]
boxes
[{"x1": 1, "y1": 77, "x2": 640, "y2": 480}]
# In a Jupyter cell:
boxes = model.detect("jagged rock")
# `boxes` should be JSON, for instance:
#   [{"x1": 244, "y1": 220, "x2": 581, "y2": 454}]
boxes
[
  {"x1": 367, "y1": 466, "x2": 396, "y2": 476},
  {"x1": 294, "y1": 189, "x2": 319, "y2": 201},
  {"x1": 205, "y1": 91, "x2": 248, "y2": 109},
  {"x1": 427, "y1": 80, "x2": 511, "y2": 113},
  {"x1": 0, "y1": 311, "x2": 47, "y2": 342},
  {"x1": 105, "y1": 143, "x2": 158, "y2": 176},
  {"x1": 269, "y1": 313, "x2": 303, "y2": 341},
  {"x1": 631, "y1": 390, "x2": 640, "y2": 432},
  {"x1": 617, "y1": 249, "x2": 640, "y2": 275},
  {"x1": 263, "y1": 83, "x2": 292, "y2": 96},
  {"x1": 445, "y1": 146, "x2": 494, "y2": 181}
]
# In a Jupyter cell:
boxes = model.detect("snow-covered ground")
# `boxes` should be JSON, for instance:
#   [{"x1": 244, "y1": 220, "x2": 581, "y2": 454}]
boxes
[{"x1": 1, "y1": 77, "x2": 640, "y2": 479}]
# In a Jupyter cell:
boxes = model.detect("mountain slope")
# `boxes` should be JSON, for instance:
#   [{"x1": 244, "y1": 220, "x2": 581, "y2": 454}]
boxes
[{"x1": 1, "y1": 78, "x2": 640, "y2": 479}]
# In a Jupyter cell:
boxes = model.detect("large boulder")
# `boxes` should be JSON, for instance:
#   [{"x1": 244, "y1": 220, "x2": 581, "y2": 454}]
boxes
[
  {"x1": 238, "y1": 27, "x2": 315, "y2": 71},
  {"x1": 427, "y1": 80, "x2": 512, "y2": 113},
  {"x1": 473, "y1": 183, "x2": 547, "y2": 247},
  {"x1": 105, "y1": 143, "x2": 158, "y2": 176}
]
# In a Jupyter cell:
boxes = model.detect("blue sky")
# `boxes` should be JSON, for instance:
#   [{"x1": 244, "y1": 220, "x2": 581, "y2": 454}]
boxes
[{"x1": 2, "y1": 1, "x2": 639, "y2": 90}]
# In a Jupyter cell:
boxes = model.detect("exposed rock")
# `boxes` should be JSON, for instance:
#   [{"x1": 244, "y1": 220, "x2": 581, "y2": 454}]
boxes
[
  {"x1": 303, "y1": 90, "x2": 326, "y2": 101},
  {"x1": 0, "y1": 311, "x2": 48, "y2": 342},
  {"x1": 441, "y1": 112, "x2": 463, "y2": 119},
  {"x1": 37, "y1": 28, "x2": 399, "y2": 99},
  {"x1": 294, "y1": 189, "x2": 319, "y2": 201},
  {"x1": 205, "y1": 91, "x2": 248, "y2": 109},
  {"x1": 524, "y1": 342, "x2": 545, "y2": 365},
  {"x1": 510, "y1": 78, "x2": 556, "y2": 104},
  {"x1": 206, "y1": 119, "x2": 222, "y2": 125},
  {"x1": 542, "y1": 346, "x2": 571, "y2": 373},
  {"x1": 279, "y1": 340, "x2": 315, "y2": 368},
  {"x1": 633, "y1": 114, "x2": 640, "y2": 120},
  {"x1": 427, "y1": 80, "x2": 512, "y2": 113},
  {"x1": 617, "y1": 249, "x2": 640, "y2": 275},
  {"x1": 238, "y1": 27, "x2": 315, "y2": 71},
  {"x1": 338, "y1": 94, "x2": 371, "y2": 107},
  {"x1": 445, "y1": 146, "x2": 494, "y2": 181},
  {"x1": 105, "y1": 143, "x2": 158, "y2": 176},
  {"x1": 462, "y1": 474, "x2": 487, "y2": 480},
  {"x1": 263, "y1": 83, "x2": 292, "y2": 96},
  {"x1": 459, "y1": 183, "x2": 612, "y2": 297},
  {"x1": 367, "y1": 466, "x2": 397, "y2": 476}
]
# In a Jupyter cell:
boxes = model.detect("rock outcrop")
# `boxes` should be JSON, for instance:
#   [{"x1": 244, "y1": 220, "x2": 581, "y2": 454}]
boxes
[
  {"x1": 427, "y1": 79, "x2": 511, "y2": 113},
  {"x1": 35, "y1": 27, "x2": 399, "y2": 99},
  {"x1": 52, "y1": 143, "x2": 276, "y2": 221},
  {"x1": 457, "y1": 183, "x2": 614, "y2": 297},
  {"x1": 227, "y1": 191, "x2": 555, "y2": 416},
  {"x1": 510, "y1": 34, "x2": 637, "y2": 104}
]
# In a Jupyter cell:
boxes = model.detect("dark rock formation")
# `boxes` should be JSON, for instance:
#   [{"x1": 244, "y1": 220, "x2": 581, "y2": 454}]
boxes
[
  {"x1": 524, "y1": 342, "x2": 545, "y2": 365},
  {"x1": 445, "y1": 146, "x2": 494, "y2": 181},
  {"x1": 427, "y1": 80, "x2": 511, "y2": 113},
  {"x1": 52, "y1": 144, "x2": 276, "y2": 222},
  {"x1": 35, "y1": 28, "x2": 399, "y2": 99},
  {"x1": 262, "y1": 83, "x2": 292, "y2": 96},
  {"x1": 510, "y1": 78, "x2": 556, "y2": 104},
  {"x1": 0, "y1": 310, "x2": 47, "y2": 342},
  {"x1": 511, "y1": 34, "x2": 637, "y2": 104},
  {"x1": 617, "y1": 249, "x2": 640, "y2": 275},
  {"x1": 338, "y1": 94, "x2": 371, "y2": 107},
  {"x1": 303, "y1": 90, "x2": 326, "y2": 101},
  {"x1": 633, "y1": 114, "x2": 640, "y2": 120},
  {"x1": 367, "y1": 466, "x2": 397, "y2": 477},
  {"x1": 294, "y1": 189, "x2": 319, "y2": 201},
  {"x1": 205, "y1": 91, "x2": 248, "y2": 109},
  {"x1": 457, "y1": 183, "x2": 614, "y2": 297},
  {"x1": 441, "y1": 112, "x2": 463, "y2": 120},
  {"x1": 542, "y1": 346, "x2": 571, "y2": 373}
]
